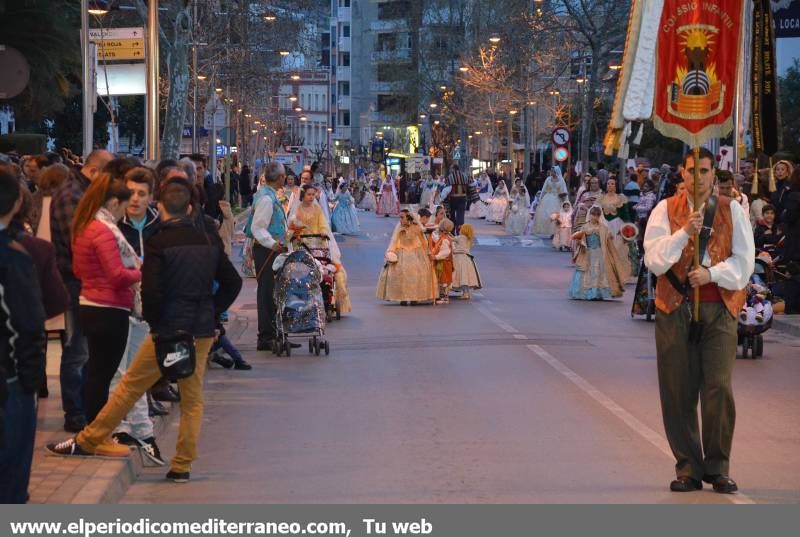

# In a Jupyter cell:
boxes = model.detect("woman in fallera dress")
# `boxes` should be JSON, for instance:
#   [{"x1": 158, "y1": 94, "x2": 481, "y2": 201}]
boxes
[
  {"x1": 505, "y1": 180, "x2": 530, "y2": 236},
  {"x1": 376, "y1": 211, "x2": 437, "y2": 304},
  {"x1": 487, "y1": 180, "x2": 509, "y2": 224},
  {"x1": 468, "y1": 172, "x2": 493, "y2": 219},
  {"x1": 330, "y1": 183, "x2": 360, "y2": 235},
  {"x1": 377, "y1": 176, "x2": 400, "y2": 217},
  {"x1": 289, "y1": 185, "x2": 352, "y2": 314},
  {"x1": 531, "y1": 167, "x2": 569, "y2": 235}
]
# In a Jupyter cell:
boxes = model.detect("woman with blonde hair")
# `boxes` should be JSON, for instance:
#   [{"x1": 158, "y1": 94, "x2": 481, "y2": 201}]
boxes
[{"x1": 451, "y1": 223, "x2": 482, "y2": 300}]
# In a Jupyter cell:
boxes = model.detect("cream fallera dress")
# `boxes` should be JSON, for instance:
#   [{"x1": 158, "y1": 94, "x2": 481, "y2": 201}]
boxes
[{"x1": 376, "y1": 224, "x2": 437, "y2": 302}]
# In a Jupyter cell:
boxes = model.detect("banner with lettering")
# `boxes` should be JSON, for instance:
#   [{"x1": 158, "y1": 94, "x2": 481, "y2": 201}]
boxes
[
  {"x1": 653, "y1": 0, "x2": 745, "y2": 147},
  {"x1": 752, "y1": 0, "x2": 780, "y2": 155},
  {"x1": 773, "y1": 0, "x2": 800, "y2": 38}
]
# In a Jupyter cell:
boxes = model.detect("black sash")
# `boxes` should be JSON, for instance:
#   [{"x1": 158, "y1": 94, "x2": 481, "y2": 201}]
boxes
[{"x1": 664, "y1": 195, "x2": 719, "y2": 297}]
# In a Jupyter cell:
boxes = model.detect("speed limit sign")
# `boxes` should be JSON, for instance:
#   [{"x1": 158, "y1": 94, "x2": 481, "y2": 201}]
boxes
[{"x1": 554, "y1": 146, "x2": 569, "y2": 162}]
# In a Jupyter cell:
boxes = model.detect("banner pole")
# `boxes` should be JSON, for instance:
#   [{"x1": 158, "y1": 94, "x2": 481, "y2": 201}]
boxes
[{"x1": 692, "y1": 146, "x2": 701, "y2": 321}]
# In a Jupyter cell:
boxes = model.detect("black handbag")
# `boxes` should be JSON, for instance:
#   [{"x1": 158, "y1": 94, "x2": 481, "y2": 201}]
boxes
[{"x1": 153, "y1": 331, "x2": 196, "y2": 381}]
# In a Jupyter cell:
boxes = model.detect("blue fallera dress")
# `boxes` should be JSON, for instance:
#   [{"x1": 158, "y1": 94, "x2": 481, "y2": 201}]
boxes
[
  {"x1": 568, "y1": 231, "x2": 613, "y2": 300},
  {"x1": 331, "y1": 192, "x2": 361, "y2": 235}
]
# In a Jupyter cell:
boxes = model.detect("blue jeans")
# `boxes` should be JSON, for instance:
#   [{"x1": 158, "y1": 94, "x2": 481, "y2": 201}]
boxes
[
  {"x1": 60, "y1": 280, "x2": 88, "y2": 421},
  {"x1": 0, "y1": 381, "x2": 37, "y2": 503},
  {"x1": 211, "y1": 335, "x2": 244, "y2": 364}
]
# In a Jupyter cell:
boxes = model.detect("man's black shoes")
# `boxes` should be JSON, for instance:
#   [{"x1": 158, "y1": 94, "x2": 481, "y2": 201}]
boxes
[
  {"x1": 670, "y1": 476, "x2": 702, "y2": 492},
  {"x1": 165, "y1": 470, "x2": 190, "y2": 483},
  {"x1": 256, "y1": 340, "x2": 272, "y2": 351},
  {"x1": 234, "y1": 360, "x2": 252, "y2": 370},
  {"x1": 210, "y1": 351, "x2": 235, "y2": 369},
  {"x1": 703, "y1": 474, "x2": 738, "y2": 494}
]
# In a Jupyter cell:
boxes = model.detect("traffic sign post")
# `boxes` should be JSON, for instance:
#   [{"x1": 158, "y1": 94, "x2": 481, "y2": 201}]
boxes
[{"x1": 552, "y1": 127, "x2": 570, "y2": 146}]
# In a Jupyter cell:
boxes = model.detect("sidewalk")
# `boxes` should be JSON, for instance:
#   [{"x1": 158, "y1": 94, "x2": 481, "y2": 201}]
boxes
[
  {"x1": 29, "y1": 341, "x2": 173, "y2": 503},
  {"x1": 772, "y1": 314, "x2": 800, "y2": 338}
]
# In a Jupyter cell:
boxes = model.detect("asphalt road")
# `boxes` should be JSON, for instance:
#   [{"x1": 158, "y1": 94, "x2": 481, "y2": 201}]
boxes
[{"x1": 122, "y1": 209, "x2": 800, "y2": 504}]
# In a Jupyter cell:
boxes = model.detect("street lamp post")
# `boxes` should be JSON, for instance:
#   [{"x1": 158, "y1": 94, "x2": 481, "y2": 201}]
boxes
[
  {"x1": 146, "y1": 0, "x2": 160, "y2": 160},
  {"x1": 80, "y1": 0, "x2": 93, "y2": 158}
]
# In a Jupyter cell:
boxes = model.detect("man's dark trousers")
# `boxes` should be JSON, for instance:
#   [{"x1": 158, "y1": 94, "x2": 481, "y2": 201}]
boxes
[
  {"x1": 655, "y1": 301, "x2": 737, "y2": 480},
  {"x1": 450, "y1": 196, "x2": 467, "y2": 233},
  {"x1": 0, "y1": 381, "x2": 37, "y2": 503},
  {"x1": 60, "y1": 279, "x2": 88, "y2": 423},
  {"x1": 253, "y1": 243, "x2": 278, "y2": 344}
]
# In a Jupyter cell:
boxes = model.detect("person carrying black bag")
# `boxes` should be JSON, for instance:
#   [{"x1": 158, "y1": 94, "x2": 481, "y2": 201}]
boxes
[{"x1": 48, "y1": 176, "x2": 242, "y2": 484}]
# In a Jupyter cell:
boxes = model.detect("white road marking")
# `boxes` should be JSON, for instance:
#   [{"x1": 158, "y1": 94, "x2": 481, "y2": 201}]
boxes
[
  {"x1": 475, "y1": 304, "x2": 517, "y2": 334},
  {"x1": 474, "y1": 305, "x2": 755, "y2": 504}
]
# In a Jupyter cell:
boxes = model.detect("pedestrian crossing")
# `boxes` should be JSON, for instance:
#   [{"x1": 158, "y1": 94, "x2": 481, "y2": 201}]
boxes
[{"x1": 359, "y1": 232, "x2": 548, "y2": 248}]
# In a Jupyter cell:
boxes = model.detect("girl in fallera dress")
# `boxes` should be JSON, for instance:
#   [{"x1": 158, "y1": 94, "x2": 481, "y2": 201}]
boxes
[
  {"x1": 451, "y1": 223, "x2": 482, "y2": 300},
  {"x1": 568, "y1": 206, "x2": 626, "y2": 300},
  {"x1": 429, "y1": 218, "x2": 455, "y2": 304},
  {"x1": 552, "y1": 201, "x2": 573, "y2": 251},
  {"x1": 377, "y1": 211, "x2": 437, "y2": 304},
  {"x1": 358, "y1": 176, "x2": 378, "y2": 212},
  {"x1": 330, "y1": 183, "x2": 360, "y2": 235}
]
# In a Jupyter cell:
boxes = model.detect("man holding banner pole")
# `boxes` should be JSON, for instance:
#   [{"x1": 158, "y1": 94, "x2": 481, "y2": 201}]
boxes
[
  {"x1": 644, "y1": 148, "x2": 753, "y2": 493},
  {"x1": 605, "y1": 0, "x2": 758, "y2": 493}
]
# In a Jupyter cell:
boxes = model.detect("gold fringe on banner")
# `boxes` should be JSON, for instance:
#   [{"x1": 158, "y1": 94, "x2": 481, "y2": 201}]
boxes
[
  {"x1": 751, "y1": 173, "x2": 759, "y2": 195},
  {"x1": 768, "y1": 157, "x2": 776, "y2": 192}
]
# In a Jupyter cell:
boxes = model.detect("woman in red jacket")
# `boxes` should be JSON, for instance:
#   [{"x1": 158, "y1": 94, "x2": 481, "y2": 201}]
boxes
[{"x1": 72, "y1": 173, "x2": 140, "y2": 424}]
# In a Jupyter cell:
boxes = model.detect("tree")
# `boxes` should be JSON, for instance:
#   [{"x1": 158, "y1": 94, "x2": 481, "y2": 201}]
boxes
[
  {"x1": 545, "y1": 0, "x2": 629, "y2": 176},
  {"x1": 0, "y1": 0, "x2": 81, "y2": 129},
  {"x1": 779, "y1": 58, "x2": 800, "y2": 159}
]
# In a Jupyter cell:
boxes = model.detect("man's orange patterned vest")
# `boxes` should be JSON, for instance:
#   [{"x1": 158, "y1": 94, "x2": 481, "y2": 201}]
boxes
[{"x1": 655, "y1": 191, "x2": 747, "y2": 318}]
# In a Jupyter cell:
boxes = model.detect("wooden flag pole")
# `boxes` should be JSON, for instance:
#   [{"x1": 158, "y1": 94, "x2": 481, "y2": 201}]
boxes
[{"x1": 692, "y1": 146, "x2": 701, "y2": 322}]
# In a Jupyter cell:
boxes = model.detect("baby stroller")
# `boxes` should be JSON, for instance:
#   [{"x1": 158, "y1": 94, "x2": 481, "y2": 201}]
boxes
[
  {"x1": 297, "y1": 234, "x2": 341, "y2": 322},
  {"x1": 272, "y1": 249, "x2": 330, "y2": 357},
  {"x1": 737, "y1": 256, "x2": 774, "y2": 359}
]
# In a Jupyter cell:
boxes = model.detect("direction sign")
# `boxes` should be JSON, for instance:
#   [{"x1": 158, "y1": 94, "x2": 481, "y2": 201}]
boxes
[
  {"x1": 552, "y1": 127, "x2": 570, "y2": 146},
  {"x1": 89, "y1": 27, "x2": 145, "y2": 61},
  {"x1": 97, "y1": 39, "x2": 144, "y2": 61},
  {"x1": 203, "y1": 96, "x2": 228, "y2": 130},
  {"x1": 88, "y1": 27, "x2": 144, "y2": 41},
  {"x1": 554, "y1": 146, "x2": 569, "y2": 162}
]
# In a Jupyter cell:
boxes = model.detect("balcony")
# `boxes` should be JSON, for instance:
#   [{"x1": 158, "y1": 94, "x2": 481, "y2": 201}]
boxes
[
  {"x1": 371, "y1": 48, "x2": 411, "y2": 63},
  {"x1": 370, "y1": 81, "x2": 407, "y2": 93},
  {"x1": 338, "y1": 36, "x2": 351, "y2": 51},
  {"x1": 369, "y1": 19, "x2": 408, "y2": 32},
  {"x1": 337, "y1": 6, "x2": 351, "y2": 20},
  {"x1": 336, "y1": 65, "x2": 351, "y2": 80},
  {"x1": 369, "y1": 111, "x2": 406, "y2": 124},
  {"x1": 332, "y1": 127, "x2": 350, "y2": 140},
  {"x1": 337, "y1": 96, "x2": 351, "y2": 110}
]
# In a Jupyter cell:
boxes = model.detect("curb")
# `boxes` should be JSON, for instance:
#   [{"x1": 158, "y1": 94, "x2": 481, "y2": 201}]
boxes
[
  {"x1": 71, "y1": 411, "x2": 174, "y2": 504},
  {"x1": 771, "y1": 315, "x2": 800, "y2": 339}
]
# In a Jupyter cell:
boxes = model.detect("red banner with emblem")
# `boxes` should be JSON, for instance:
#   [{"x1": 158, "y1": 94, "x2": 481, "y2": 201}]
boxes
[{"x1": 653, "y1": 0, "x2": 744, "y2": 147}]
